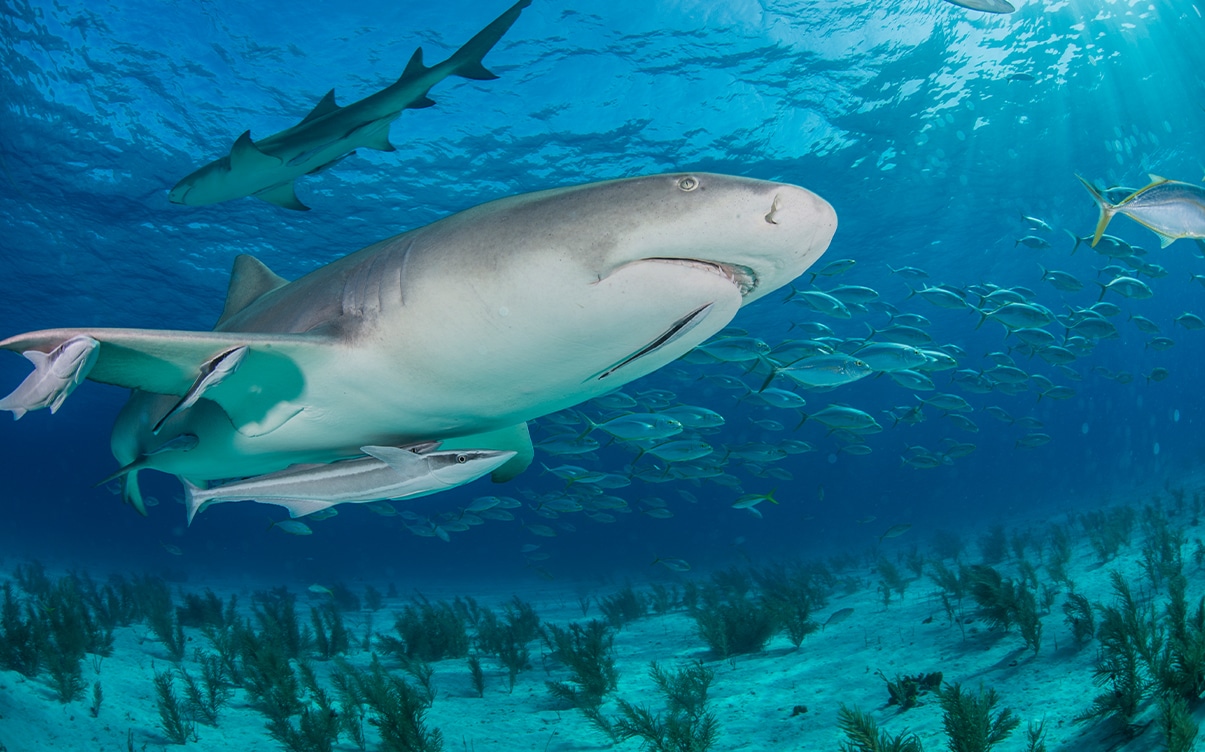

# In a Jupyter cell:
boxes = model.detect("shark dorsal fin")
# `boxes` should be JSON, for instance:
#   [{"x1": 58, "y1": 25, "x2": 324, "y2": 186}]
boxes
[
  {"x1": 300, "y1": 89, "x2": 340, "y2": 125},
  {"x1": 229, "y1": 131, "x2": 281, "y2": 172},
  {"x1": 398, "y1": 48, "x2": 428, "y2": 83},
  {"x1": 215, "y1": 255, "x2": 290, "y2": 328}
]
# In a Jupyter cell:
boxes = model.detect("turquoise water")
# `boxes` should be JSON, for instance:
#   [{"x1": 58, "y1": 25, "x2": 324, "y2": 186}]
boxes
[{"x1": 1, "y1": 1, "x2": 1204, "y2": 749}]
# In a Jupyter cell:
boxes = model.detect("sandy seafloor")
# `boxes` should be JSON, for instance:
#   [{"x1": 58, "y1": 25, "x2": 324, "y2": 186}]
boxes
[{"x1": 2, "y1": 473, "x2": 1202, "y2": 752}]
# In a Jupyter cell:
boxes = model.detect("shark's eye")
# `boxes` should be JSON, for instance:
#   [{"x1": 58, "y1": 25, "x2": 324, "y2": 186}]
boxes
[
  {"x1": 677, "y1": 176, "x2": 699, "y2": 192},
  {"x1": 456, "y1": 454, "x2": 468, "y2": 464}
]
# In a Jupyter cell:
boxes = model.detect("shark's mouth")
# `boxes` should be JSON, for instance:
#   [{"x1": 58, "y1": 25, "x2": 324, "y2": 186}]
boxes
[{"x1": 647, "y1": 258, "x2": 758, "y2": 297}]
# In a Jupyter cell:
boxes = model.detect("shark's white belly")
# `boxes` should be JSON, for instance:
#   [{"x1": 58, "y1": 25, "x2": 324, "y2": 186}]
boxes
[{"x1": 157, "y1": 257, "x2": 742, "y2": 479}]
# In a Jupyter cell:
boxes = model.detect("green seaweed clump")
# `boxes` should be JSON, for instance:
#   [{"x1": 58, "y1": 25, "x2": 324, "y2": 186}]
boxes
[
  {"x1": 310, "y1": 602, "x2": 350, "y2": 660},
  {"x1": 754, "y1": 562, "x2": 829, "y2": 648},
  {"x1": 1075, "y1": 572, "x2": 1154, "y2": 734},
  {"x1": 1159, "y1": 574, "x2": 1205, "y2": 702},
  {"x1": 939, "y1": 683, "x2": 1019, "y2": 752},
  {"x1": 341, "y1": 656, "x2": 443, "y2": 752},
  {"x1": 379, "y1": 597, "x2": 468, "y2": 662},
  {"x1": 689, "y1": 583, "x2": 778, "y2": 659},
  {"x1": 543, "y1": 620, "x2": 618, "y2": 710},
  {"x1": 612, "y1": 662, "x2": 719, "y2": 752},
  {"x1": 266, "y1": 662, "x2": 342, "y2": 752},
  {"x1": 1159, "y1": 695, "x2": 1200, "y2": 752},
  {"x1": 599, "y1": 585, "x2": 647, "y2": 629},
  {"x1": 965, "y1": 565, "x2": 1042, "y2": 654},
  {"x1": 154, "y1": 667, "x2": 196, "y2": 745},
  {"x1": 837, "y1": 704, "x2": 924, "y2": 752},
  {"x1": 1061, "y1": 592, "x2": 1095, "y2": 645}
]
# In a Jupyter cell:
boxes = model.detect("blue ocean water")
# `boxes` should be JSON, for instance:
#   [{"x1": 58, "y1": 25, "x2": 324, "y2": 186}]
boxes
[{"x1": 0, "y1": 0, "x2": 1204, "y2": 703}]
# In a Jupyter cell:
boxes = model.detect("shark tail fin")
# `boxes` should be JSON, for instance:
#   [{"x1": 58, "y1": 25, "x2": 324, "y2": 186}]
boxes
[
  {"x1": 1076, "y1": 175, "x2": 1115, "y2": 248},
  {"x1": 447, "y1": 0, "x2": 531, "y2": 81}
]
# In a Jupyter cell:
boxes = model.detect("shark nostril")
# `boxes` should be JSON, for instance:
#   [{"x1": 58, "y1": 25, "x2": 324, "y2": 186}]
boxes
[{"x1": 764, "y1": 194, "x2": 782, "y2": 225}]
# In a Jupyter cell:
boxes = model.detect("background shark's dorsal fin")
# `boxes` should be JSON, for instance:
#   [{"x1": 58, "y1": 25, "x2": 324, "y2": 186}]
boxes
[
  {"x1": 216, "y1": 255, "x2": 290, "y2": 329},
  {"x1": 229, "y1": 131, "x2": 281, "y2": 172},
  {"x1": 300, "y1": 89, "x2": 341, "y2": 125},
  {"x1": 399, "y1": 48, "x2": 428, "y2": 83}
]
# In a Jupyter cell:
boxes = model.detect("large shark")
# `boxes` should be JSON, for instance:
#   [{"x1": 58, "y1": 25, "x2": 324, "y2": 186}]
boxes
[
  {"x1": 1, "y1": 173, "x2": 836, "y2": 516},
  {"x1": 167, "y1": 0, "x2": 530, "y2": 211}
]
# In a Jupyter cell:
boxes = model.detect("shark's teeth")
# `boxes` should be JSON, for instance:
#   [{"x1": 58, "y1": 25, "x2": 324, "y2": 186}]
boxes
[{"x1": 647, "y1": 258, "x2": 757, "y2": 297}]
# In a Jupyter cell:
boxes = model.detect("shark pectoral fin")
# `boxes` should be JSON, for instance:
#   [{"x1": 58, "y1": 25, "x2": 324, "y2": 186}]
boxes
[
  {"x1": 2, "y1": 329, "x2": 330, "y2": 437},
  {"x1": 300, "y1": 89, "x2": 341, "y2": 125},
  {"x1": 215, "y1": 255, "x2": 289, "y2": 329},
  {"x1": 256, "y1": 182, "x2": 310, "y2": 211},
  {"x1": 229, "y1": 130, "x2": 281, "y2": 172},
  {"x1": 1, "y1": 328, "x2": 322, "y2": 394},
  {"x1": 411, "y1": 97, "x2": 436, "y2": 110},
  {"x1": 440, "y1": 423, "x2": 534, "y2": 482}
]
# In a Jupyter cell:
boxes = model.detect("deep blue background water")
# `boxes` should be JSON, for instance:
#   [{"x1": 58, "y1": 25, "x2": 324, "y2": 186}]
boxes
[{"x1": 0, "y1": 0, "x2": 1203, "y2": 586}]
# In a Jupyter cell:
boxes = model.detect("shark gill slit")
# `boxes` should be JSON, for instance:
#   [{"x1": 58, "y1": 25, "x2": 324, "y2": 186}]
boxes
[{"x1": 594, "y1": 302, "x2": 714, "y2": 381}]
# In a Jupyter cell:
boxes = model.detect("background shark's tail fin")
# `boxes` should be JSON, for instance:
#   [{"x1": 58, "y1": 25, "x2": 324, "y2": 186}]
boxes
[{"x1": 448, "y1": 0, "x2": 531, "y2": 81}]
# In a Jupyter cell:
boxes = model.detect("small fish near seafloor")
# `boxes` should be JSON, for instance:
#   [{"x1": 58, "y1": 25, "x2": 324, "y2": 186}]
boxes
[
  {"x1": 168, "y1": 0, "x2": 532, "y2": 211},
  {"x1": 1, "y1": 173, "x2": 837, "y2": 522},
  {"x1": 1077, "y1": 174, "x2": 1205, "y2": 248}
]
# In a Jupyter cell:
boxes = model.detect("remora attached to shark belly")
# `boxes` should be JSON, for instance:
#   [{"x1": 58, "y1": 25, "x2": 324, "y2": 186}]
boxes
[
  {"x1": 1, "y1": 172, "x2": 836, "y2": 520},
  {"x1": 167, "y1": 0, "x2": 531, "y2": 211},
  {"x1": 183, "y1": 446, "x2": 516, "y2": 523}
]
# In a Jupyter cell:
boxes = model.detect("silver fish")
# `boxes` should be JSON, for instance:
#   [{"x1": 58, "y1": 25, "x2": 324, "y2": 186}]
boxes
[
  {"x1": 183, "y1": 447, "x2": 515, "y2": 523},
  {"x1": 1078, "y1": 174, "x2": 1205, "y2": 248},
  {"x1": 0, "y1": 334, "x2": 99, "y2": 420},
  {"x1": 153, "y1": 345, "x2": 248, "y2": 434}
]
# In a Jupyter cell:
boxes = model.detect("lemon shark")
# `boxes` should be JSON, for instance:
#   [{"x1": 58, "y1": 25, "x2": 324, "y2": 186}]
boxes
[
  {"x1": 167, "y1": 0, "x2": 530, "y2": 211},
  {"x1": 1, "y1": 173, "x2": 836, "y2": 518}
]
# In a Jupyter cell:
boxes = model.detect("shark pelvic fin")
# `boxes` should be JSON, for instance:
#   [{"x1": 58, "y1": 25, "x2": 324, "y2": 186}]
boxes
[
  {"x1": 215, "y1": 255, "x2": 290, "y2": 329},
  {"x1": 256, "y1": 181, "x2": 310, "y2": 211},
  {"x1": 123, "y1": 471, "x2": 148, "y2": 517},
  {"x1": 364, "y1": 129, "x2": 397, "y2": 151},
  {"x1": 229, "y1": 131, "x2": 281, "y2": 172},
  {"x1": 300, "y1": 89, "x2": 341, "y2": 125}
]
